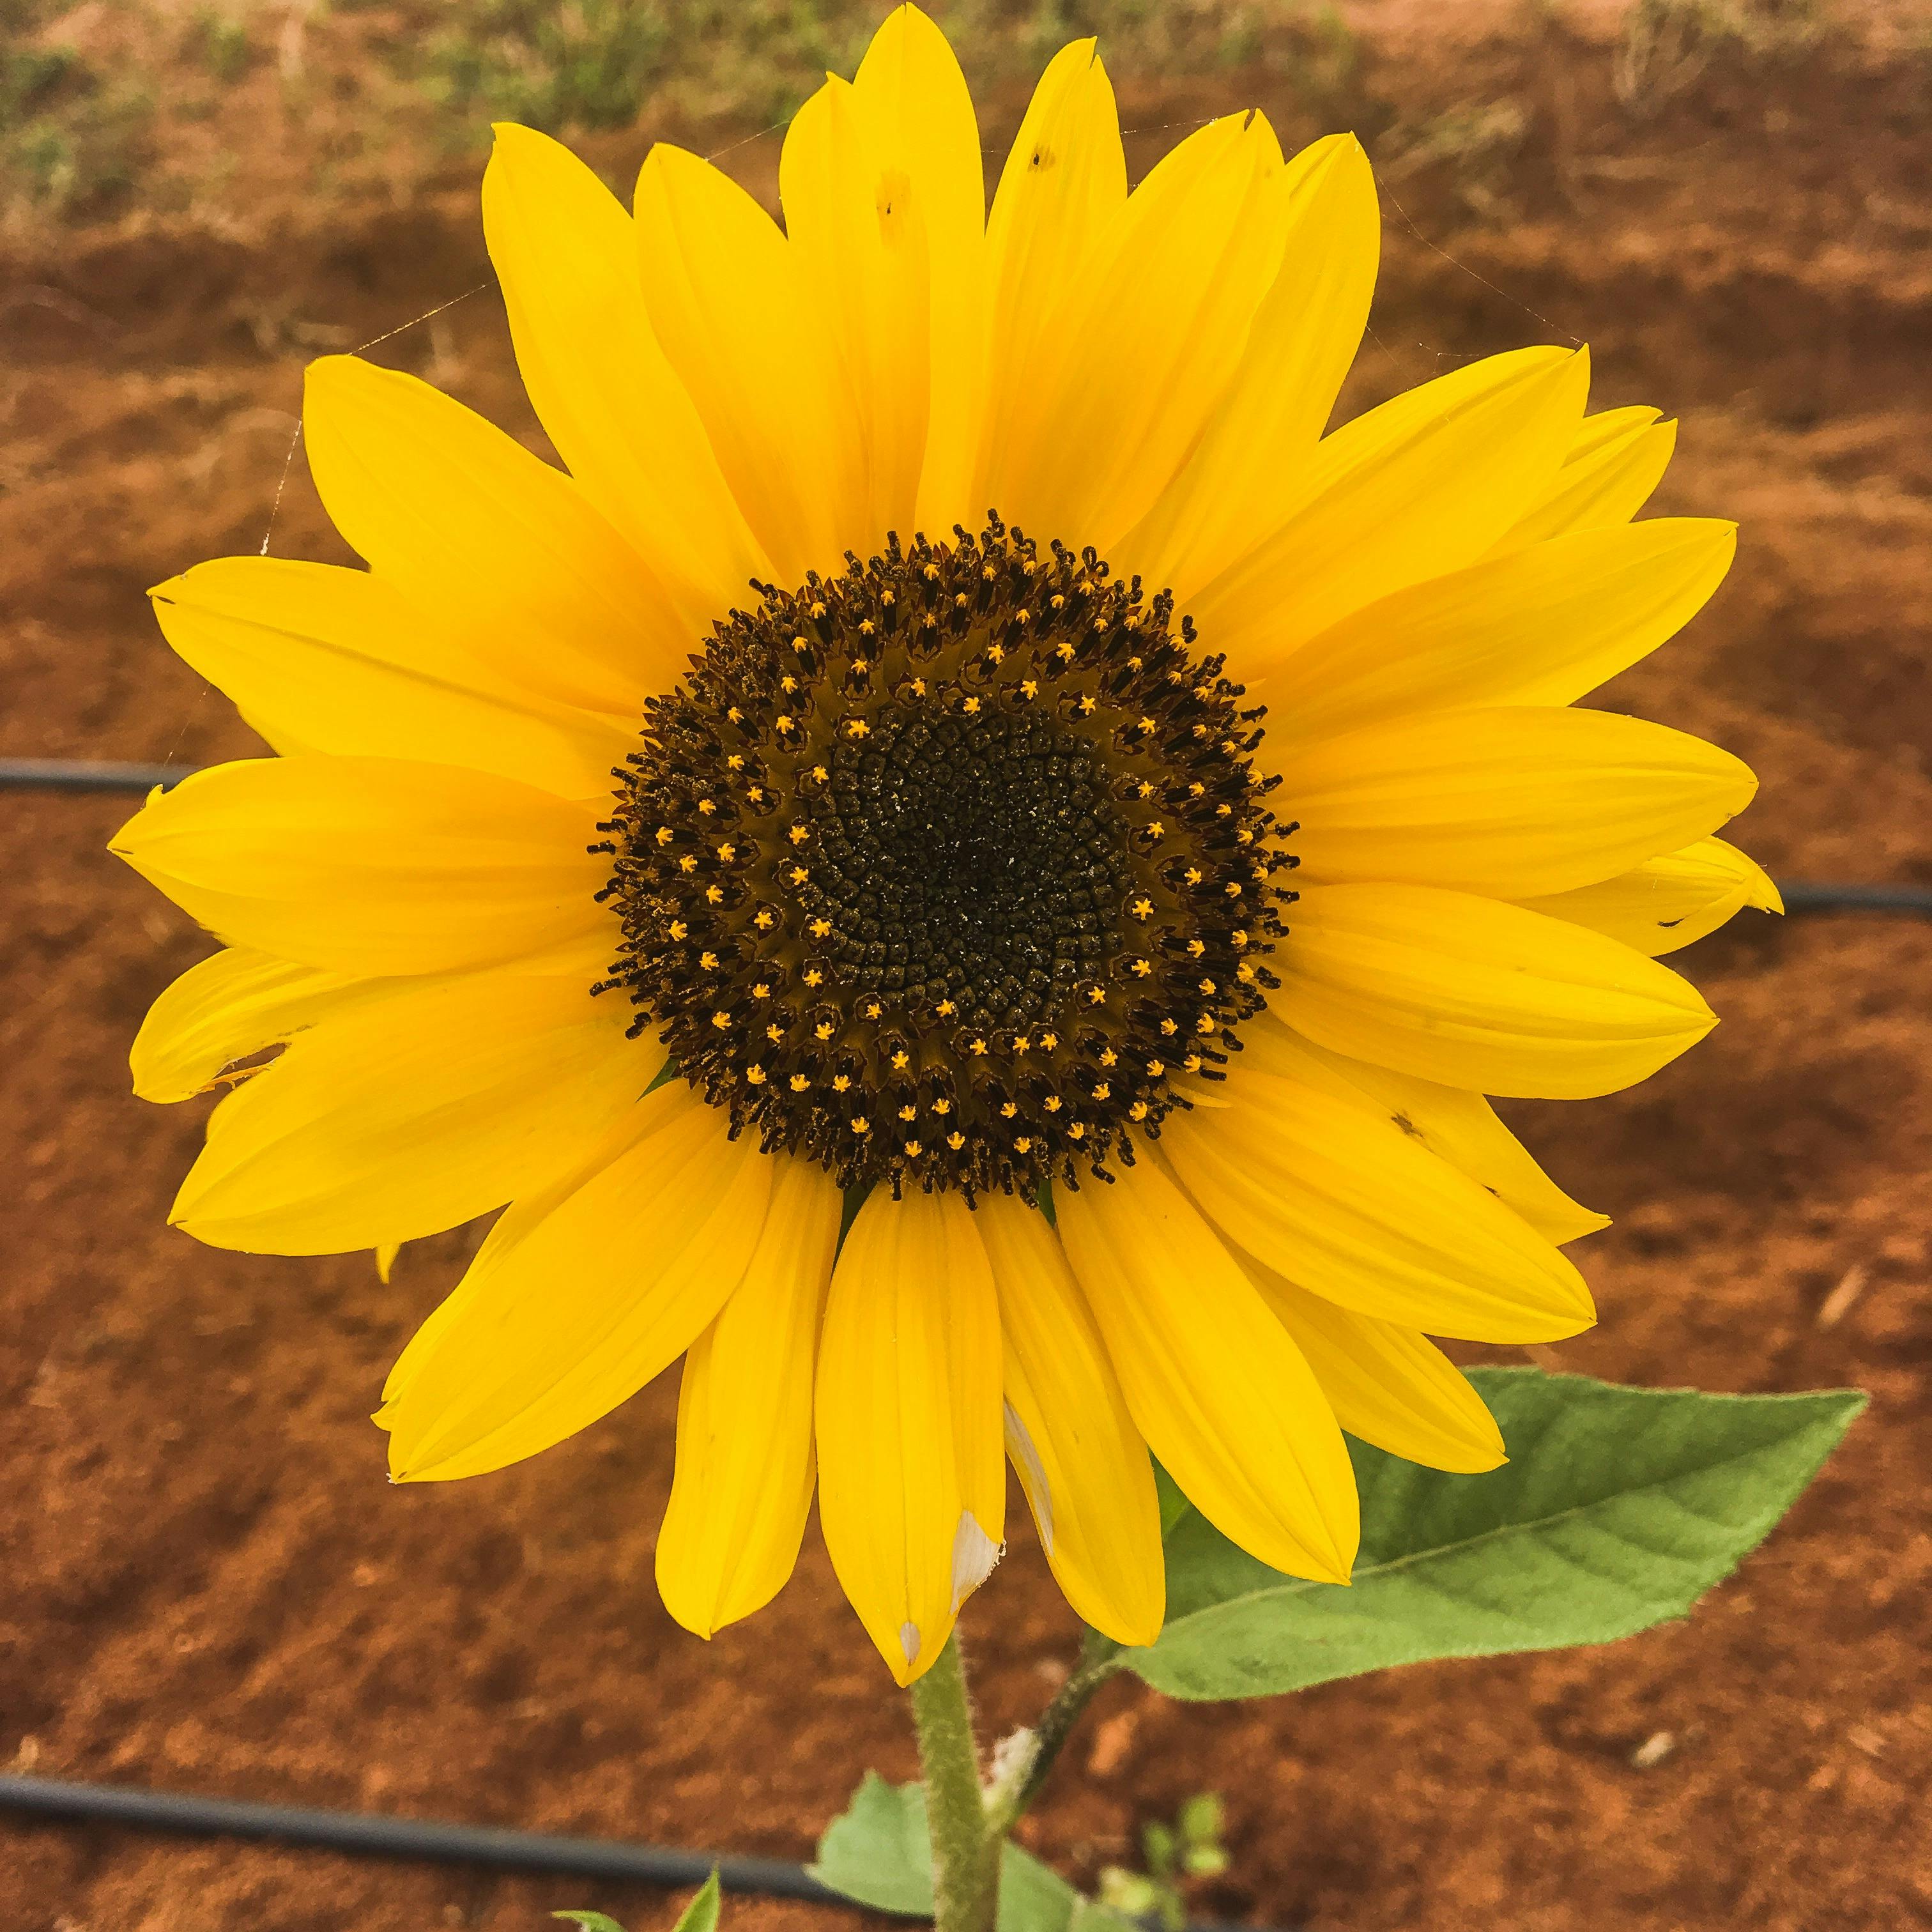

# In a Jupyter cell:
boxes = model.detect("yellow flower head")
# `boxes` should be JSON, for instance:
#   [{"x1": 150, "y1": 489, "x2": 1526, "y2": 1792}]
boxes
[{"x1": 112, "y1": 6, "x2": 1778, "y2": 1685}]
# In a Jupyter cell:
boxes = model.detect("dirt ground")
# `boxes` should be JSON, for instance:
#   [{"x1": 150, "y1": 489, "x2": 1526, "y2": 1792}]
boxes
[{"x1": 3, "y1": 5, "x2": 1930, "y2": 1930}]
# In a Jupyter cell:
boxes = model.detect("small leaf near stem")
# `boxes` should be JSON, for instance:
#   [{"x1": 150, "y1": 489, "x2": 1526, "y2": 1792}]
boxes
[
  {"x1": 908, "y1": 1632, "x2": 1001, "y2": 1932},
  {"x1": 553, "y1": 1869, "x2": 719, "y2": 1932}
]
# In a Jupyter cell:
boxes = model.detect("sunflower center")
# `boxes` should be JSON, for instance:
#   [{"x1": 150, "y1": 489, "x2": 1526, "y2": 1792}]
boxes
[
  {"x1": 595, "y1": 517, "x2": 1297, "y2": 1200},
  {"x1": 809, "y1": 703, "x2": 1128, "y2": 1026}
]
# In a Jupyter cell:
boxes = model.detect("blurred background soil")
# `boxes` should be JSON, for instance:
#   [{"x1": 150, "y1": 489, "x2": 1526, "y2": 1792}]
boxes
[{"x1": 3, "y1": 1, "x2": 1929, "y2": 1928}]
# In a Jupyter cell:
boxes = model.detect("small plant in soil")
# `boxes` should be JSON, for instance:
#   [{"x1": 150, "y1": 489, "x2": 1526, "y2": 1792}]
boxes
[
  {"x1": 555, "y1": 1867, "x2": 719, "y2": 1932},
  {"x1": 1098, "y1": 1793, "x2": 1233, "y2": 1932}
]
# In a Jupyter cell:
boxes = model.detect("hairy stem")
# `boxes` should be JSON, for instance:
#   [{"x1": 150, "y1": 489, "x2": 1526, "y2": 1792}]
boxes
[
  {"x1": 984, "y1": 1630, "x2": 1124, "y2": 1838},
  {"x1": 910, "y1": 1632, "x2": 1000, "y2": 1932}
]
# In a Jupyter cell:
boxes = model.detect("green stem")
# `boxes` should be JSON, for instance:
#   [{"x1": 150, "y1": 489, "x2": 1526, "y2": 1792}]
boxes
[
  {"x1": 910, "y1": 1632, "x2": 1000, "y2": 1932},
  {"x1": 983, "y1": 1630, "x2": 1124, "y2": 1837}
]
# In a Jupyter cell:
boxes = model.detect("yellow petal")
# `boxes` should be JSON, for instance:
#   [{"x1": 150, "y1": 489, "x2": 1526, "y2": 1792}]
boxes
[
  {"x1": 373, "y1": 1092, "x2": 657, "y2": 1414},
  {"x1": 171, "y1": 972, "x2": 641, "y2": 1255},
  {"x1": 1197, "y1": 346, "x2": 1590, "y2": 672},
  {"x1": 301, "y1": 355, "x2": 684, "y2": 713},
  {"x1": 376, "y1": 1241, "x2": 401, "y2": 1284},
  {"x1": 1275, "y1": 882, "x2": 1717, "y2": 1099},
  {"x1": 783, "y1": 75, "x2": 931, "y2": 548},
  {"x1": 977, "y1": 38, "x2": 1124, "y2": 516},
  {"x1": 1239, "y1": 1250, "x2": 1505, "y2": 1474},
  {"x1": 1160, "y1": 1070, "x2": 1593, "y2": 1342},
  {"x1": 1565, "y1": 402, "x2": 1664, "y2": 461},
  {"x1": 1121, "y1": 132, "x2": 1378, "y2": 596},
  {"x1": 482, "y1": 122, "x2": 769, "y2": 629},
  {"x1": 130, "y1": 945, "x2": 371, "y2": 1103},
  {"x1": 1283, "y1": 705, "x2": 1758, "y2": 898},
  {"x1": 1055, "y1": 1157, "x2": 1358, "y2": 1584},
  {"x1": 1516, "y1": 834, "x2": 1784, "y2": 955},
  {"x1": 657, "y1": 1156, "x2": 843, "y2": 1638},
  {"x1": 634, "y1": 142, "x2": 863, "y2": 583},
  {"x1": 1231, "y1": 1013, "x2": 1607, "y2": 1245},
  {"x1": 851, "y1": 5, "x2": 986, "y2": 533},
  {"x1": 974, "y1": 1192, "x2": 1164, "y2": 1648},
  {"x1": 150, "y1": 558, "x2": 634, "y2": 799},
  {"x1": 111, "y1": 756, "x2": 608, "y2": 976},
  {"x1": 383, "y1": 1085, "x2": 772, "y2": 1482},
  {"x1": 986, "y1": 109, "x2": 1291, "y2": 549},
  {"x1": 1255, "y1": 518, "x2": 1738, "y2": 746},
  {"x1": 1486, "y1": 409, "x2": 1676, "y2": 558},
  {"x1": 815, "y1": 1187, "x2": 1006, "y2": 1685}
]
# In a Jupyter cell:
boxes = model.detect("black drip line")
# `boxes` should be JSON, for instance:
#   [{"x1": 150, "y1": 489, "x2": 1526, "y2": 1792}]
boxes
[
  {"x1": 0, "y1": 1773, "x2": 839, "y2": 1901},
  {"x1": 12, "y1": 755, "x2": 1928, "y2": 920},
  {"x1": 1, "y1": 757, "x2": 201, "y2": 793},
  {"x1": 0, "y1": 1773, "x2": 1258, "y2": 1928}
]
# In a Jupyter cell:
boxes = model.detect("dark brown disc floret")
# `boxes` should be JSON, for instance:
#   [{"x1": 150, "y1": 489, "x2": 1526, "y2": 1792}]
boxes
[{"x1": 593, "y1": 517, "x2": 1297, "y2": 1200}]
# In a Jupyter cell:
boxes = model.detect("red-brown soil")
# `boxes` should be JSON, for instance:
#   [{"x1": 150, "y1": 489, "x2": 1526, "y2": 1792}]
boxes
[{"x1": 3, "y1": 8, "x2": 1929, "y2": 1931}]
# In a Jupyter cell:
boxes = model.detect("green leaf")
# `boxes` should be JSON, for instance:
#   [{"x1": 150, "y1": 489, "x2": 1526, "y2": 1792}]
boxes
[
  {"x1": 999, "y1": 1834, "x2": 1096, "y2": 1932},
  {"x1": 811, "y1": 1775, "x2": 1134, "y2": 1932},
  {"x1": 1096, "y1": 1870, "x2": 1159, "y2": 1918},
  {"x1": 1067, "y1": 1903, "x2": 1135, "y2": 1932},
  {"x1": 1176, "y1": 1793, "x2": 1223, "y2": 1846},
  {"x1": 811, "y1": 1771, "x2": 935, "y2": 1917},
  {"x1": 673, "y1": 1873, "x2": 722, "y2": 1932},
  {"x1": 1140, "y1": 1821, "x2": 1175, "y2": 1876},
  {"x1": 1131, "y1": 1367, "x2": 1864, "y2": 1701},
  {"x1": 553, "y1": 1869, "x2": 717, "y2": 1932}
]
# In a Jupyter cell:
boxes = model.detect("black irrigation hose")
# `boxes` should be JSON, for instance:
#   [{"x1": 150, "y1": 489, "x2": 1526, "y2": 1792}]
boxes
[
  {"x1": 6, "y1": 756, "x2": 1930, "y2": 920},
  {"x1": 0, "y1": 1774, "x2": 1268, "y2": 1931},
  {"x1": 1, "y1": 756, "x2": 196, "y2": 792},
  {"x1": 1774, "y1": 882, "x2": 1932, "y2": 916},
  {"x1": 0, "y1": 1774, "x2": 843, "y2": 1903}
]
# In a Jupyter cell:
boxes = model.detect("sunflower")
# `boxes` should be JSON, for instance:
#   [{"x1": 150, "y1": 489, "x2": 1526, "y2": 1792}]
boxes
[{"x1": 114, "y1": 6, "x2": 1777, "y2": 1684}]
